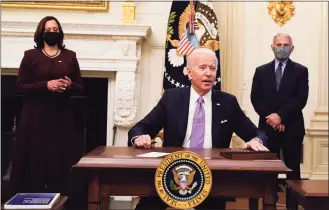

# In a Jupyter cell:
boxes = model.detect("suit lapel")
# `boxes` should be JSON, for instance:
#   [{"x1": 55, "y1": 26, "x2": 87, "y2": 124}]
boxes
[
  {"x1": 177, "y1": 88, "x2": 190, "y2": 144},
  {"x1": 211, "y1": 90, "x2": 221, "y2": 146},
  {"x1": 278, "y1": 59, "x2": 293, "y2": 92}
]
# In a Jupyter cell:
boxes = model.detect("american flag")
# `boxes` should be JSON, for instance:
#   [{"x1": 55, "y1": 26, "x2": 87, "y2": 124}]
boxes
[
  {"x1": 177, "y1": 33, "x2": 195, "y2": 56},
  {"x1": 163, "y1": 0, "x2": 220, "y2": 90}
]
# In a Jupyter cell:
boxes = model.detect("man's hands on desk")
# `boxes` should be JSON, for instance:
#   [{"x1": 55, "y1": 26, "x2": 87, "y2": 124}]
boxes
[
  {"x1": 242, "y1": 139, "x2": 269, "y2": 152},
  {"x1": 133, "y1": 134, "x2": 269, "y2": 152},
  {"x1": 133, "y1": 135, "x2": 154, "y2": 149}
]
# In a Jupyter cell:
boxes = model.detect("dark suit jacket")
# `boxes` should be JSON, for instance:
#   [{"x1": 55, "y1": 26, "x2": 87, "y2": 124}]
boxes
[
  {"x1": 251, "y1": 59, "x2": 309, "y2": 137},
  {"x1": 128, "y1": 88, "x2": 268, "y2": 147}
]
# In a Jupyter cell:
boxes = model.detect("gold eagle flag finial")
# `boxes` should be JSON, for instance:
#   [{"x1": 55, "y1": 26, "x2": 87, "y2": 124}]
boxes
[{"x1": 188, "y1": 0, "x2": 196, "y2": 35}]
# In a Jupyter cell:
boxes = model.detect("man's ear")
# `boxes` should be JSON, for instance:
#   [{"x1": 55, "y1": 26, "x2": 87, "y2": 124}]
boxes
[
  {"x1": 187, "y1": 67, "x2": 192, "y2": 80},
  {"x1": 290, "y1": 46, "x2": 294, "y2": 53}
]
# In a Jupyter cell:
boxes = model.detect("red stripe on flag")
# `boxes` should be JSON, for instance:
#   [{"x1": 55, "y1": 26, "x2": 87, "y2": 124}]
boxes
[
  {"x1": 177, "y1": 33, "x2": 195, "y2": 56},
  {"x1": 177, "y1": 36, "x2": 187, "y2": 51}
]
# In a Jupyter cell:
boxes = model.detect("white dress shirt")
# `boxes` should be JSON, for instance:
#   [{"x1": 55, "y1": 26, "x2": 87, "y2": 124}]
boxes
[{"x1": 182, "y1": 86, "x2": 212, "y2": 148}]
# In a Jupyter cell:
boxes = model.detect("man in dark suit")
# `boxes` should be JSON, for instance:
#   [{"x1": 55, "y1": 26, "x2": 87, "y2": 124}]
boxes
[
  {"x1": 251, "y1": 33, "x2": 309, "y2": 182},
  {"x1": 128, "y1": 48, "x2": 269, "y2": 210}
]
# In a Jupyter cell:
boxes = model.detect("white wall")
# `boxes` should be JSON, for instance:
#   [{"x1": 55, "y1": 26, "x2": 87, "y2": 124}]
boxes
[{"x1": 134, "y1": 2, "x2": 172, "y2": 120}]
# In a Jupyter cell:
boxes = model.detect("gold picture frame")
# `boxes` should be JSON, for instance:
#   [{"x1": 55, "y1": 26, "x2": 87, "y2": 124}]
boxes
[{"x1": 1, "y1": 1, "x2": 109, "y2": 12}]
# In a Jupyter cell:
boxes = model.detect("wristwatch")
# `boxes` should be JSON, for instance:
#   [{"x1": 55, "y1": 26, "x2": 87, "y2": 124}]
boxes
[{"x1": 253, "y1": 138, "x2": 263, "y2": 145}]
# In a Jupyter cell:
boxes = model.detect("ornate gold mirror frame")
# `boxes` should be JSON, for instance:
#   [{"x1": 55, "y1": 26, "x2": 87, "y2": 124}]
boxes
[
  {"x1": 1, "y1": 1, "x2": 109, "y2": 12},
  {"x1": 268, "y1": 1, "x2": 295, "y2": 27}
]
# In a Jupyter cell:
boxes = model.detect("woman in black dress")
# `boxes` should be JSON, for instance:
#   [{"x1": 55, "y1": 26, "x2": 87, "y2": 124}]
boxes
[{"x1": 10, "y1": 16, "x2": 84, "y2": 197}]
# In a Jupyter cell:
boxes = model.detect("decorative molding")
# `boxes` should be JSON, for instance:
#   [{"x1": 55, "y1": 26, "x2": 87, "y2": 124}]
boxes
[
  {"x1": 306, "y1": 128, "x2": 329, "y2": 136},
  {"x1": 0, "y1": 68, "x2": 18, "y2": 76},
  {"x1": 312, "y1": 139, "x2": 328, "y2": 176},
  {"x1": 114, "y1": 72, "x2": 137, "y2": 128},
  {"x1": 304, "y1": 130, "x2": 329, "y2": 180},
  {"x1": 122, "y1": 1, "x2": 136, "y2": 24},
  {"x1": 1, "y1": 32, "x2": 34, "y2": 37},
  {"x1": 1, "y1": 21, "x2": 151, "y2": 39},
  {"x1": 1, "y1": 33, "x2": 146, "y2": 42},
  {"x1": 309, "y1": 3, "x2": 328, "y2": 132},
  {"x1": 308, "y1": 174, "x2": 329, "y2": 180},
  {"x1": 150, "y1": 45, "x2": 165, "y2": 49},
  {"x1": 268, "y1": 1, "x2": 295, "y2": 27},
  {"x1": 316, "y1": 141, "x2": 328, "y2": 164}
]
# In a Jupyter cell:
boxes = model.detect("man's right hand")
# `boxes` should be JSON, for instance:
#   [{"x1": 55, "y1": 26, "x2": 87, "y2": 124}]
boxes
[{"x1": 134, "y1": 134, "x2": 153, "y2": 148}]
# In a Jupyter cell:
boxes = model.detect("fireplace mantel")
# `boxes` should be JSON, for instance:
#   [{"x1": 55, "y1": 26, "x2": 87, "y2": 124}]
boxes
[{"x1": 1, "y1": 21, "x2": 152, "y2": 146}]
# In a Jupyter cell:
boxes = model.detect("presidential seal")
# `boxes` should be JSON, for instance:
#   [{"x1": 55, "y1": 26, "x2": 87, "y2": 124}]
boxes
[{"x1": 155, "y1": 151, "x2": 212, "y2": 209}]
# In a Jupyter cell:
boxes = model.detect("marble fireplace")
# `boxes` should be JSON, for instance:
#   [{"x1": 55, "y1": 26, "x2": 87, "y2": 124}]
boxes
[{"x1": 1, "y1": 21, "x2": 151, "y2": 147}]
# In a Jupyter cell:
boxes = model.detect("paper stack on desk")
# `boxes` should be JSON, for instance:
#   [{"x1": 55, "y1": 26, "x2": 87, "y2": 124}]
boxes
[{"x1": 136, "y1": 152, "x2": 170, "y2": 158}]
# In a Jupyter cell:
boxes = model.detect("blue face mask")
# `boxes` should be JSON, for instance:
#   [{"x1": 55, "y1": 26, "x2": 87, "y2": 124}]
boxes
[{"x1": 272, "y1": 46, "x2": 291, "y2": 61}]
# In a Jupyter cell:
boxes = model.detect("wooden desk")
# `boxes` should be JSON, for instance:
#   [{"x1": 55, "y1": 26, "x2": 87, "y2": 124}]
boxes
[
  {"x1": 2, "y1": 196, "x2": 68, "y2": 210},
  {"x1": 286, "y1": 180, "x2": 329, "y2": 210},
  {"x1": 73, "y1": 146, "x2": 291, "y2": 210}
]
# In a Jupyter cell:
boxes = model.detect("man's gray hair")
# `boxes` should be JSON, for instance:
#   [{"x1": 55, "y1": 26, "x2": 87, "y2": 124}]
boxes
[
  {"x1": 186, "y1": 48, "x2": 218, "y2": 68},
  {"x1": 273, "y1": 33, "x2": 294, "y2": 46}
]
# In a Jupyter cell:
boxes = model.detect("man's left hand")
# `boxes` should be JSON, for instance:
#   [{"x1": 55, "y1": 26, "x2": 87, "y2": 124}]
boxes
[{"x1": 242, "y1": 139, "x2": 269, "y2": 151}]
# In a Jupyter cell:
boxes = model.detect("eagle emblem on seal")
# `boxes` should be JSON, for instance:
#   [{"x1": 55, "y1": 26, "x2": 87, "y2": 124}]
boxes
[{"x1": 170, "y1": 165, "x2": 198, "y2": 195}]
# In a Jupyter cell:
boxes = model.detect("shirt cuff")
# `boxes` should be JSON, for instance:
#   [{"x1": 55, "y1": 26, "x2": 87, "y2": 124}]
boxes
[{"x1": 130, "y1": 136, "x2": 140, "y2": 146}]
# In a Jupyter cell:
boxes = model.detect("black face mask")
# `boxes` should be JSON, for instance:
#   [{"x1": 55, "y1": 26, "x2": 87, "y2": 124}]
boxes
[{"x1": 43, "y1": 31, "x2": 62, "y2": 46}]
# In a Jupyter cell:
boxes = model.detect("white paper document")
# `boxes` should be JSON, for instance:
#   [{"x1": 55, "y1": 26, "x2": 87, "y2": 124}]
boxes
[{"x1": 136, "y1": 152, "x2": 170, "y2": 158}]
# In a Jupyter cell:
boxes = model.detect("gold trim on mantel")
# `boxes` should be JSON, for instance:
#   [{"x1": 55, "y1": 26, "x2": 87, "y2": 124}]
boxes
[
  {"x1": 1, "y1": 1, "x2": 109, "y2": 12},
  {"x1": 268, "y1": 1, "x2": 295, "y2": 27}
]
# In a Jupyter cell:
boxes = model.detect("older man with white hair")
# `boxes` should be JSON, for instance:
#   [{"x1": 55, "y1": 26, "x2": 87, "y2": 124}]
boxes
[
  {"x1": 128, "y1": 47, "x2": 269, "y2": 210},
  {"x1": 251, "y1": 33, "x2": 309, "y2": 208}
]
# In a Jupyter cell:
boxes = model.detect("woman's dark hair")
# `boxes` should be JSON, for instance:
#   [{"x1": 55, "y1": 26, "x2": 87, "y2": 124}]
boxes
[{"x1": 34, "y1": 16, "x2": 66, "y2": 49}]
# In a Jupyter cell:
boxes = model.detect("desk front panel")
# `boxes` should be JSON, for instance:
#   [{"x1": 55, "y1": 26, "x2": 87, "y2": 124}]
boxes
[{"x1": 96, "y1": 168, "x2": 276, "y2": 199}]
